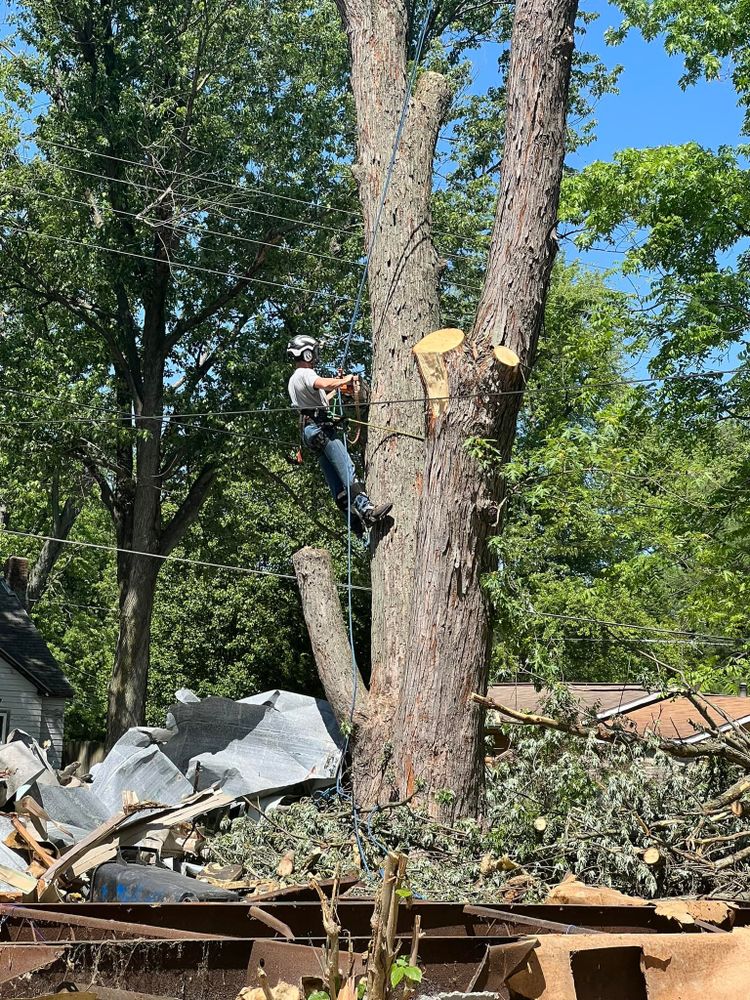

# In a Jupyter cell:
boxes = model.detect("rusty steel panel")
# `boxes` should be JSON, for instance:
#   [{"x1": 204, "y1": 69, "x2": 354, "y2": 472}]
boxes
[
  {"x1": 15, "y1": 900, "x2": 729, "y2": 939},
  {"x1": 0, "y1": 939, "x2": 254, "y2": 1000},
  {"x1": 0, "y1": 943, "x2": 65, "y2": 985},
  {"x1": 0, "y1": 902, "x2": 234, "y2": 943}
]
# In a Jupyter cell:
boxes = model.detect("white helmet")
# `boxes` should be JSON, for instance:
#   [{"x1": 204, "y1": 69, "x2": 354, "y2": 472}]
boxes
[{"x1": 287, "y1": 335, "x2": 319, "y2": 364}]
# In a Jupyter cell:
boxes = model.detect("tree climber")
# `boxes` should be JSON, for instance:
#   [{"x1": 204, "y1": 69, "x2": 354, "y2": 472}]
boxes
[{"x1": 287, "y1": 335, "x2": 392, "y2": 536}]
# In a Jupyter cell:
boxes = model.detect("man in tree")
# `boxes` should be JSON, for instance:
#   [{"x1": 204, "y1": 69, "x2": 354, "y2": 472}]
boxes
[{"x1": 287, "y1": 335, "x2": 392, "y2": 536}]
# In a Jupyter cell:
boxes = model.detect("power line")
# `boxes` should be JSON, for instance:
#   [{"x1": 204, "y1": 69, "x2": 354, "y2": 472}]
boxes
[
  {"x1": 2, "y1": 527, "x2": 371, "y2": 591},
  {"x1": 1, "y1": 221, "x2": 330, "y2": 297},
  {"x1": 4, "y1": 184, "x2": 362, "y2": 267},
  {"x1": 16, "y1": 137, "x2": 494, "y2": 251},
  {"x1": 15, "y1": 155, "x2": 356, "y2": 237},
  {"x1": 532, "y1": 635, "x2": 744, "y2": 647},
  {"x1": 0, "y1": 367, "x2": 740, "y2": 427},
  {"x1": 42, "y1": 138, "x2": 363, "y2": 220},
  {"x1": 531, "y1": 611, "x2": 749, "y2": 644},
  {"x1": 40, "y1": 137, "x2": 497, "y2": 247}
]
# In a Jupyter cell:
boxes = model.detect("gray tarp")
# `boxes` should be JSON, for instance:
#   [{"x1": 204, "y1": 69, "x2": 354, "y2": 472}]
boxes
[
  {"x1": 164, "y1": 689, "x2": 342, "y2": 799},
  {"x1": 9, "y1": 690, "x2": 343, "y2": 848}
]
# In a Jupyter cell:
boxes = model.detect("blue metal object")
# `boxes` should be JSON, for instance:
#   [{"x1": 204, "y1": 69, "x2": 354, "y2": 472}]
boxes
[{"x1": 90, "y1": 861, "x2": 241, "y2": 903}]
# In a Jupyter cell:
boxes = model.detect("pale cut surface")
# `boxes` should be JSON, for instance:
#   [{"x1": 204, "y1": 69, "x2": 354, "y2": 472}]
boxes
[
  {"x1": 493, "y1": 344, "x2": 520, "y2": 367},
  {"x1": 412, "y1": 327, "x2": 465, "y2": 355}
]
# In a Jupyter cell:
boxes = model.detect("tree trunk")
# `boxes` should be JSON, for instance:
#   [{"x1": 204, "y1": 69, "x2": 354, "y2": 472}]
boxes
[
  {"x1": 106, "y1": 555, "x2": 160, "y2": 748},
  {"x1": 292, "y1": 546, "x2": 368, "y2": 726},
  {"x1": 335, "y1": 0, "x2": 451, "y2": 796},
  {"x1": 386, "y1": 0, "x2": 579, "y2": 819}
]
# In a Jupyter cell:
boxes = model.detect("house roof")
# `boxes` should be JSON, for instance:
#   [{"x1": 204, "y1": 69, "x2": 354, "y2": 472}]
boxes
[
  {"x1": 0, "y1": 582, "x2": 74, "y2": 697},
  {"x1": 487, "y1": 683, "x2": 663, "y2": 719},
  {"x1": 486, "y1": 683, "x2": 750, "y2": 744},
  {"x1": 619, "y1": 694, "x2": 750, "y2": 743}
]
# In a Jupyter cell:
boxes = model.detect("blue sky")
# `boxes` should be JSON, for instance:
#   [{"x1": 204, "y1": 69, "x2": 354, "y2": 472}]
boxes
[
  {"x1": 471, "y1": 0, "x2": 744, "y2": 166},
  {"x1": 573, "y1": 0, "x2": 744, "y2": 163}
]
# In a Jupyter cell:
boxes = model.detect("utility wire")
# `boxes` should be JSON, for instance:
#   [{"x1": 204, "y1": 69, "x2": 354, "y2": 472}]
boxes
[
  {"x1": 1, "y1": 221, "x2": 328, "y2": 297},
  {"x1": 40, "y1": 138, "x2": 362, "y2": 219},
  {"x1": 2, "y1": 527, "x2": 371, "y2": 590},
  {"x1": 4, "y1": 184, "x2": 361, "y2": 266},
  {"x1": 13, "y1": 137, "x2": 497, "y2": 256},
  {"x1": 14, "y1": 155, "x2": 355, "y2": 237},
  {"x1": 0, "y1": 366, "x2": 736, "y2": 426},
  {"x1": 24, "y1": 137, "x2": 494, "y2": 248},
  {"x1": 531, "y1": 611, "x2": 748, "y2": 644}
]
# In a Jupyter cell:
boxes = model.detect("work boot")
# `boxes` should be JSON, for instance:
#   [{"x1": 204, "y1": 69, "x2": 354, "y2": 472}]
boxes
[
  {"x1": 359, "y1": 501, "x2": 393, "y2": 526},
  {"x1": 336, "y1": 490, "x2": 366, "y2": 537}
]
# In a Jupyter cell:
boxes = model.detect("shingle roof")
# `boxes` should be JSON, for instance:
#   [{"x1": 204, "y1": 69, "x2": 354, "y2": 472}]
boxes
[
  {"x1": 487, "y1": 683, "x2": 662, "y2": 719},
  {"x1": 486, "y1": 683, "x2": 750, "y2": 744},
  {"x1": 0, "y1": 582, "x2": 74, "y2": 697},
  {"x1": 620, "y1": 694, "x2": 750, "y2": 742}
]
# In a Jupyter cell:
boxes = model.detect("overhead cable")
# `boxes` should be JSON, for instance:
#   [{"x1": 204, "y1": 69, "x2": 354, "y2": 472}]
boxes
[{"x1": 2, "y1": 527, "x2": 371, "y2": 591}]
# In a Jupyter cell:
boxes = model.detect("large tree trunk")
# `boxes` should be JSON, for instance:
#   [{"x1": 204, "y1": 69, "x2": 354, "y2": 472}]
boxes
[
  {"x1": 292, "y1": 546, "x2": 367, "y2": 725},
  {"x1": 335, "y1": 0, "x2": 451, "y2": 796},
  {"x1": 106, "y1": 555, "x2": 160, "y2": 748},
  {"x1": 387, "y1": 0, "x2": 579, "y2": 819}
]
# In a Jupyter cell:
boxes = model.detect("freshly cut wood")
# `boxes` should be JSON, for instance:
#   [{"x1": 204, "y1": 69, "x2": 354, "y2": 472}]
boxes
[
  {"x1": 643, "y1": 846, "x2": 662, "y2": 866},
  {"x1": 277, "y1": 850, "x2": 295, "y2": 878},
  {"x1": 493, "y1": 345, "x2": 520, "y2": 367},
  {"x1": 545, "y1": 875, "x2": 645, "y2": 907},
  {"x1": 479, "y1": 853, "x2": 496, "y2": 876},
  {"x1": 412, "y1": 327, "x2": 465, "y2": 355},
  {"x1": 533, "y1": 816, "x2": 548, "y2": 833},
  {"x1": 412, "y1": 328, "x2": 465, "y2": 421}
]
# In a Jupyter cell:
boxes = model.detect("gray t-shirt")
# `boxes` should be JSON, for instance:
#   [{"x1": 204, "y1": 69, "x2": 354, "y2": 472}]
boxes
[{"x1": 288, "y1": 367, "x2": 328, "y2": 410}]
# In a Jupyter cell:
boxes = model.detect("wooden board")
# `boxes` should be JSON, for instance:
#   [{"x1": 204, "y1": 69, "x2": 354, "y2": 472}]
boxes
[{"x1": 412, "y1": 327, "x2": 464, "y2": 355}]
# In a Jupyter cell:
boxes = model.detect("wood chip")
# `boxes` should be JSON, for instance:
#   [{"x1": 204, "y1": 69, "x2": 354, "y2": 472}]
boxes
[{"x1": 277, "y1": 850, "x2": 295, "y2": 878}]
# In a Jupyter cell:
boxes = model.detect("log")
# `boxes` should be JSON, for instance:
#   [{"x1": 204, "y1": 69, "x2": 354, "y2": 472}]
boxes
[
  {"x1": 643, "y1": 847, "x2": 662, "y2": 867},
  {"x1": 292, "y1": 547, "x2": 368, "y2": 727}
]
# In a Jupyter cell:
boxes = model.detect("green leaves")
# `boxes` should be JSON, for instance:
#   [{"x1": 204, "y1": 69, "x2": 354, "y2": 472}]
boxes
[{"x1": 389, "y1": 958, "x2": 422, "y2": 988}]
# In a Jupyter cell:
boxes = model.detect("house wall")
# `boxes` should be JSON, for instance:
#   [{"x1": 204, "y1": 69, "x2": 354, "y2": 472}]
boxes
[{"x1": 0, "y1": 657, "x2": 65, "y2": 765}]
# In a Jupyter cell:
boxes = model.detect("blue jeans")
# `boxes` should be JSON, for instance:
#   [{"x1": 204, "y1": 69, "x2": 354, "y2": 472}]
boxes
[{"x1": 303, "y1": 423, "x2": 371, "y2": 516}]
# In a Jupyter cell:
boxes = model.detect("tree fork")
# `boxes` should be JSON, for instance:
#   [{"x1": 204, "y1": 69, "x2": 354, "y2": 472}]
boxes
[
  {"x1": 381, "y1": 0, "x2": 580, "y2": 820},
  {"x1": 336, "y1": 0, "x2": 451, "y2": 742}
]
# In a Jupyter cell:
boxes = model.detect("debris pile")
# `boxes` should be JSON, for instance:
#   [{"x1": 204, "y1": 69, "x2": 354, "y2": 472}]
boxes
[
  {"x1": 2, "y1": 860, "x2": 750, "y2": 999},
  {"x1": 209, "y1": 724, "x2": 750, "y2": 902},
  {"x1": 0, "y1": 689, "x2": 342, "y2": 904}
]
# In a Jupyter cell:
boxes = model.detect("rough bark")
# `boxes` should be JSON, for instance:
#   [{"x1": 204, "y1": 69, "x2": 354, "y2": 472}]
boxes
[
  {"x1": 107, "y1": 556, "x2": 160, "y2": 747},
  {"x1": 292, "y1": 546, "x2": 368, "y2": 727},
  {"x1": 335, "y1": 0, "x2": 452, "y2": 775},
  {"x1": 386, "y1": 0, "x2": 580, "y2": 819}
]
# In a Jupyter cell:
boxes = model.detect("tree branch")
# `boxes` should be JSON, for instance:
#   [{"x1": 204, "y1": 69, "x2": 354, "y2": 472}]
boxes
[
  {"x1": 164, "y1": 236, "x2": 281, "y2": 354},
  {"x1": 27, "y1": 471, "x2": 94, "y2": 606},
  {"x1": 159, "y1": 461, "x2": 219, "y2": 556},
  {"x1": 469, "y1": 692, "x2": 750, "y2": 770}
]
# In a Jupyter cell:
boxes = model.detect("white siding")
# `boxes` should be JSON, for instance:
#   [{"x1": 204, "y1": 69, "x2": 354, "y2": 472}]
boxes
[{"x1": 0, "y1": 658, "x2": 65, "y2": 765}]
